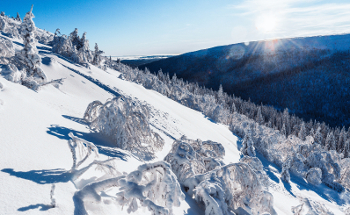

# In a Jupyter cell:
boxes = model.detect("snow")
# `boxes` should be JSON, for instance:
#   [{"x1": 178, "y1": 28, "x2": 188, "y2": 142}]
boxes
[{"x1": 0, "y1": 36, "x2": 349, "y2": 215}]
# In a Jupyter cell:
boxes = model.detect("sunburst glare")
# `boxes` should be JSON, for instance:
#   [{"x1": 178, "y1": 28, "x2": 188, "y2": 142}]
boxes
[{"x1": 255, "y1": 14, "x2": 277, "y2": 33}]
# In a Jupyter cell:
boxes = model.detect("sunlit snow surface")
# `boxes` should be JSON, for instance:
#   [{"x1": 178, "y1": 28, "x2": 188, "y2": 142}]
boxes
[{"x1": 0, "y1": 37, "x2": 349, "y2": 214}]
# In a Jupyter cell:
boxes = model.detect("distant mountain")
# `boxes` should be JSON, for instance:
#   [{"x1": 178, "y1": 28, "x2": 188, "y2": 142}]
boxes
[
  {"x1": 140, "y1": 34, "x2": 350, "y2": 127},
  {"x1": 112, "y1": 55, "x2": 174, "y2": 67}
]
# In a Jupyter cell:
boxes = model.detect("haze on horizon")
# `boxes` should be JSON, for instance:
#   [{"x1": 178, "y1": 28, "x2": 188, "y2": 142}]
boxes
[{"x1": 3, "y1": 0, "x2": 350, "y2": 56}]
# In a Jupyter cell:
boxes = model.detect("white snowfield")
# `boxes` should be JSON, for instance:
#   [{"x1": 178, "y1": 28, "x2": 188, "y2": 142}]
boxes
[{"x1": 0, "y1": 38, "x2": 348, "y2": 214}]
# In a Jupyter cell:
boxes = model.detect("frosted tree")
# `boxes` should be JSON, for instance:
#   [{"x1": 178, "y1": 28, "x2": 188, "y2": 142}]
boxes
[
  {"x1": 314, "y1": 126, "x2": 323, "y2": 145},
  {"x1": 338, "y1": 127, "x2": 346, "y2": 152},
  {"x1": 92, "y1": 43, "x2": 104, "y2": 66},
  {"x1": 283, "y1": 108, "x2": 290, "y2": 136},
  {"x1": 240, "y1": 130, "x2": 256, "y2": 157},
  {"x1": 15, "y1": 12, "x2": 21, "y2": 22},
  {"x1": 15, "y1": 5, "x2": 47, "y2": 89},
  {"x1": 344, "y1": 140, "x2": 350, "y2": 158},
  {"x1": 325, "y1": 132, "x2": 336, "y2": 151},
  {"x1": 231, "y1": 102, "x2": 237, "y2": 113},
  {"x1": 256, "y1": 106, "x2": 264, "y2": 124},
  {"x1": 217, "y1": 84, "x2": 224, "y2": 104},
  {"x1": 70, "y1": 28, "x2": 82, "y2": 50},
  {"x1": 281, "y1": 157, "x2": 291, "y2": 183},
  {"x1": 281, "y1": 123, "x2": 287, "y2": 137},
  {"x1": 298, "y1": 122, "x2": 306, "y2": 141}
]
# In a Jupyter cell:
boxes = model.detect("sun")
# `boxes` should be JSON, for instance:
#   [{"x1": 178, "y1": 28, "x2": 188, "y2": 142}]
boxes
[{"x1": 256, "y1": 14, "x2": 277, "y2": 33}]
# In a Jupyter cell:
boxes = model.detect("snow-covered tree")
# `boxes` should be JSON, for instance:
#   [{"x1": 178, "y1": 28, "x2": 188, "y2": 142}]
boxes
[
  {"x1": 256, "y1": 106, "x2": 264, "y2": 124},
  {"x1": 15, "y1": 5, "x2": 47, "y2": 89},
  {"x1": 343, "y1": 140, "x2": 350, "y2": 158},
  {"x1": 86, "y1": 95, "x2": 164, "y2": 160},
  {"x1": 281, "y1": 157, "x2": 291, "y2": 183},
  {"x1": 15, "y1": 12, "x2": 21, "y2": 22},
  {"x1": 92, "y1": 43, "x2": 104, "y2": 66},
  {"x1": 325, "y1": 132, "x2": 336, "y2": 151},
  {"x1": 298, "y1": 122, "x2": 306, "y2": 141},
  {"x1": 240, "y1": 130, "x2": 256, "y2": 157},
  {"x1": 217, "y1": 84, "x2": 224, "y2": 104},
  {"x1": 281, "y1": 123, "x2": 287, "y2": 137},
  {"x1": 314, "y1": 126, "x2": 323, "y2": 145}
]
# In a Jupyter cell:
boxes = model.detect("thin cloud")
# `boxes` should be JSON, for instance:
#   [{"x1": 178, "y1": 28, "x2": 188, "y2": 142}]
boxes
[{"x1": 232, "y1": 0, "x2": 350, "y2": 38}]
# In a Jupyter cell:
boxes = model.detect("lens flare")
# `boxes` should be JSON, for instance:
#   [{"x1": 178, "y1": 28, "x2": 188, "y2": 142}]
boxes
[{"x1": 256, "y1": 14, "x2": 276, "y2": 33}]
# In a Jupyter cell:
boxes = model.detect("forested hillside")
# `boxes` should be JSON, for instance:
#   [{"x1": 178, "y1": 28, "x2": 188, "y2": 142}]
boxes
[{"x1": 140, "y1": 35, "x2": 350, "y2": 127}]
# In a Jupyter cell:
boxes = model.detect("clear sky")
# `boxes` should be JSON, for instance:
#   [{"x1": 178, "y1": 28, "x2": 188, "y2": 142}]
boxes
[{"x1": 2, "y1": 0, "x2": 350, "y2": 56}]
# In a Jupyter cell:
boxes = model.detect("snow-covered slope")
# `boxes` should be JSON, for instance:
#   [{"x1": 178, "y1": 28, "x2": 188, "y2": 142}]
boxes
[{"x1": 0, "y1": 37, "x2": 349, "y2": 214}]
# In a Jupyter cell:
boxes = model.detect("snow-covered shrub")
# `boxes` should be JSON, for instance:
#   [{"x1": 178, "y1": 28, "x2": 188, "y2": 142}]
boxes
[
  {"x1": 116, "y1": 161, "x2": 185, "y2": 215},
  {"x1": 240, "y1": 156, "x2": 269, "y2": 187},
  {"x1": 164, "y1": 136, "x2": 275, "y2": 215},
  {"x1": 67, "y1": 132, "x2": 118, "y2": 183},
  {"x1": 74, "y1": 161, "x2": 184, "y2": 215},
  {"x1": 165, "y1": 136, "x2": 225, "y2": 184},
  {"x1": 86, "y1": 95, "x2": 164, "y2": 160},
  {"x1": 83, "y1": 100, "x2": 103, "y2": 122},
  {"x1": 0, "y1": 14, "x2": 21, "y2": 39},
  {"x1": 165, "y1": 138, "x2": 206, "y2": 184},
  {"x1": 305, "y1": 168, "x2": 322, "y2": 186},
  {"x1": 1, "y1": 64, "x2": 23, "y2": 83},
  {"x1": 193, "y1": 172, "x2": 229, "y2": 215},
  {"x1": 35, "y1": 28, "x2": 54, "y2": 45},
  {"x1": 193, "y1": 163, "x2": 276, "y2": 215},
  {"x1": 305, "y1": 151, "x2": 343, "y2": 191},
  {"x1": 0, "y1": 37, "x2": 15, "y2": 59}
]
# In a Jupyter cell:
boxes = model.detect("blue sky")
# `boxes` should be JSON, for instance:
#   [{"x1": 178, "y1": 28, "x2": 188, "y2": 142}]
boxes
[{"x1": 2, "y1": 0, "x2": 350, "y2": 56}]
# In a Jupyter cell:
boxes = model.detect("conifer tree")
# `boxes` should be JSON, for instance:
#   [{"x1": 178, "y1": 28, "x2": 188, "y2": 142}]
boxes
[
  {"x1": 217, "y1": 84, "x2": 224, "y2": 104},
  {"x1": 256, "y1": 106, "x2": 264, "y2": 124},
  {"x1": 92, "y1": 43, "x2": 104, "y2": 66},
  {"x1": 241, "y1": 130, "x2": 256, "y2": 157},
  {"x1": 343, "y1": 140, "x2": 350, "y2": 158},
  {"x1": 281, "y1": 123, "x2": 287, "y2": 137},
  {"x1": 15, "y1": 12, "x2": 21, "y2": 22},
  {"x1": 314, "y1": 126, "x2": 323, "y2": 145},
  {"x1": 281, "y1": 158, "x2": 291, "y2": 183},
  {"x1": 325, "y1": 132, "x2": 336, "y2": 151},
  {"x1": 298, "y1": 122, "x2": 306, "y2": 141},
  {"x1": 16, "y1": 5, "x2": 46, "y2": 87}
]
